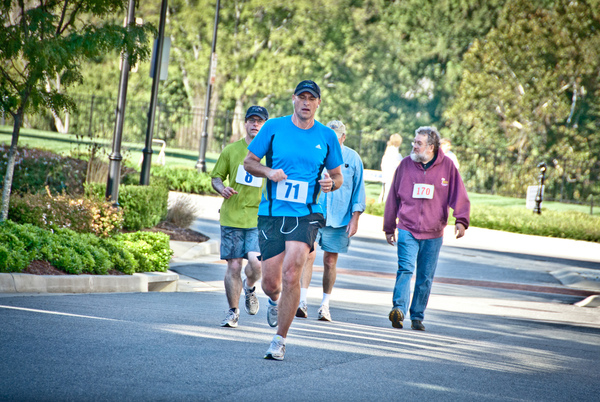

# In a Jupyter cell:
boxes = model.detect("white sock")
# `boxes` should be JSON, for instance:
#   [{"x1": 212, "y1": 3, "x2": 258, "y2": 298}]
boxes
[
  {"x1": 321, "y1": 293, "x2": 331, "y2": 306},
  {"x1": 268, "y1": 298, "x2": 278, "y2": 306},
  {"x1": 273, "y1": 334, "x2": 286, "y2": 344},
  {"x1": 300, "y1": 288, "x2": 308, "y2": 304}
]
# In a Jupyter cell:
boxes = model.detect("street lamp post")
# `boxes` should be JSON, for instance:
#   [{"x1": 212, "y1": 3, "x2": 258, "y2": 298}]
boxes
[
  {"x1": 140, "y1": 0, "x2": 168, "y2": 185},
  {"x1": 106, "y1": 0, "x2": 136, "y2": 206},
  {"x1": 195, "y1": 0, "x2": 220, "y2": 173},
  {"x1": 533, "y1": 162, "x2": 547, "y2": 215}
]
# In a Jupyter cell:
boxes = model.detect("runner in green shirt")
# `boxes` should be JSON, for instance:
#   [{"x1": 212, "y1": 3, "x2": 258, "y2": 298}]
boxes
[{"x1": 211, "y1": 106, "x2": 268, "y2": 328}]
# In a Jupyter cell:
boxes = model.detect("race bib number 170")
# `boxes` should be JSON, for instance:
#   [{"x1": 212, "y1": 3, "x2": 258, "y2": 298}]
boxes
[
  {"x1": 275, "y1": 179, "x2": 309, "y2": 204},
  {"x1": 412, "y1": 183, "x2": 434, "y2": 199}
]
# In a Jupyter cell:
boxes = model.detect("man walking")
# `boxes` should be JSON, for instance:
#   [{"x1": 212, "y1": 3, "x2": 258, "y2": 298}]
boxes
[
  {"x1": 297, "y1": 120, "x2": 366, "y2": 322},
  {"x1": 211, "y1": 106, "x2": 269, "y2": 328},
  {"x1": 383, "y1": 126, "x2": 470, "y2": 331},
  {"x1": 244, "y1": 80, "x2": 344, "y2": 360}
]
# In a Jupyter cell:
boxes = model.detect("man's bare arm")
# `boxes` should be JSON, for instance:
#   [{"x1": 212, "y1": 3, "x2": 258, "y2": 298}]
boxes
[
  {"x1": 211, "y1": 177, "x2": 237, "y2": 199},
  {"x1": 244, "y1": 151, "x2": 287, "y2": 182}
]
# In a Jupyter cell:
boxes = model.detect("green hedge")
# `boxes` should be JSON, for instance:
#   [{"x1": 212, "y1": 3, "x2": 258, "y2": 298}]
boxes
[
  {"x1": 8, "y1": 192, "x2": 123, "y2": 237},
  {"x1": 86, "y1": 182, "x2": 169, "y2": 231},
  {"x1": 0, "y1": 220, "x2": 173, "y2": 274},
  {"x1": 364, "y1": 202, "x2": 600, "y2": 243},
  {"x1": 151, "y1": 166, "x2": 217, "y2": 195}
]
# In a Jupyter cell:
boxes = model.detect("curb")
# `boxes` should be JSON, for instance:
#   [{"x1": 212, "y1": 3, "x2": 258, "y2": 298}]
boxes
[
  {"x1": 0, "y1": 270, "x2": 180, "y2": 294},
  {"x1": 0, "y1": 239, "x2": 220, "y2": 295}
]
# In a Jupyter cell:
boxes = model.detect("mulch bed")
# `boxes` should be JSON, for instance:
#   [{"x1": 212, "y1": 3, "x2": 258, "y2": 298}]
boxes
[{"x1": 22, "y1": 222, "x2": 208, "y2": 276}]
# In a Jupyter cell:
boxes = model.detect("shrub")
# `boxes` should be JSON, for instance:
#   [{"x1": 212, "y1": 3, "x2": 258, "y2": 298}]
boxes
[
  {"x1": 8, "y1": 192, "x2": 123, "y2": 237},
  {"x1": 165, "y1": 193, "x2": 199, "y2": 228},
  {"x1": 0, "y1": 221, "x2": 174, "y2": 274},
  {"x1": 114, "y1": 231, "x2": 173, "y2": 272},
  {"x1": 86, "y1": 182, "x2": 169, "y2": 231},
  {"x1": 151, "y1": 165, "x2": 217, "y2": 195},
  {"x1": 365, "y1": 201, "x2": 385, "y2": 217},
  {"x1": 0, "y1": 228, "x2": 31, "y2": 272},
  {"x1": 0, "y1": 145, "x2": 87, "y2": 195},
  {"x1": 100, "y1": 238, "x2": 139, "y2": 274}
]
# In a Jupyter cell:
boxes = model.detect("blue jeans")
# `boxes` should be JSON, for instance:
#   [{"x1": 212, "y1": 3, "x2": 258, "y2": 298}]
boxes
[{"x1": 392, "y1": 229, "x2": 443, "y2": 321}]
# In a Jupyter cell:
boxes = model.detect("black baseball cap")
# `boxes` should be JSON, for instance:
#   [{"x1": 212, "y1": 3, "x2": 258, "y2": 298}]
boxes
[
  {"x1": 245, "y1": 106, "x2": 269, "y2": 121},
  {"x1": 294, "y1": 80, "x2": 321, "y2": 98}
]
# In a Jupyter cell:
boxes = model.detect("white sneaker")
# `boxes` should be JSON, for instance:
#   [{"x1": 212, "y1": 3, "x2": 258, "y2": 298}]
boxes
[
  {"x1": 295, "y1": 300, "x2": 308, "y2": 318},
  {"x1": 267, "y1": 301, "x2": 278, "y2": 327},
  {"x1": 220, "y1": 308, "x2": 239, "y2": 328},
  {"x1": 264, "y1": 335, "x2": 286, "y2": 360},
  {"x1": 317, "y1": 305, "x2": 332, "y2": 322},
  {"x1": 243, "y1": 279, "x2": 259, "y2": 315}
]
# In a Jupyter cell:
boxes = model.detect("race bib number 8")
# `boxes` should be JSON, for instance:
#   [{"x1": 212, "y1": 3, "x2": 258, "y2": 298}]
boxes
[
  {"x1": 412, "y1": 183, "x2": 434, "y2": 199},
  {"x1": 276, "y1": 179, "x2": 309, "y2": 204},
  {"x1": 235, "y1": 165, "x2": 263, "y2": 187}
]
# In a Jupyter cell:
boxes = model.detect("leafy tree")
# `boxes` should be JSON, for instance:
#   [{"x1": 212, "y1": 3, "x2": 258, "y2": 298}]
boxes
[
  {"x1": 445, "y1": 0, "x2": 600, "y2": 200},
  {"x1": 0, "y1": 0, "x2": 153, "y2": 220}
]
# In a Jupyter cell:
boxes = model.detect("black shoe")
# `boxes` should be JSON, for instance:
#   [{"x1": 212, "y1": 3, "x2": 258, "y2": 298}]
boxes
[
  {"x1": 411, "y1": 320, "x2": 425, "y2": 331},
  {"x1": 388, "y1": 308, "x2": 404, "y2": 329}
]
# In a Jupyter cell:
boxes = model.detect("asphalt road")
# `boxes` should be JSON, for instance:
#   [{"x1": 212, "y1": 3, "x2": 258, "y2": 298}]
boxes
[{"x1": 1, "y1": 195, "x2": 599, "y2": 401}]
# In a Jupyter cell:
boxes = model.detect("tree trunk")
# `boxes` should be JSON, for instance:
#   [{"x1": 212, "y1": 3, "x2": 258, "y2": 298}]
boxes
[
  {"x1": 0, "y1": 113, "x2": 22, "y2": 221},
  {"x1": 230, "y1": 98, "x2": 245, "y2": 143}
]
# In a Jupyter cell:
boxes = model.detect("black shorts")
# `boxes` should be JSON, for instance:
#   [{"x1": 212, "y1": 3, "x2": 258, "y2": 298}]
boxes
[{"x1": 257, "y1": 213, "x2": 325, "y2": 261}]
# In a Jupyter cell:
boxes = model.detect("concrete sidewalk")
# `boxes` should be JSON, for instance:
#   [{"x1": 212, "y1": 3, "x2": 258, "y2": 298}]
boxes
[{"x1": 1, "y1": 194, "x2": 599, "y2": 297}]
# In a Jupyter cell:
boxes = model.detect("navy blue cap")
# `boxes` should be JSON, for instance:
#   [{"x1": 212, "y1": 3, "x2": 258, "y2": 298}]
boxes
[
  {"x1": 294, "y1": 80, "x2": 321, "y2": 98},
  {"x1": 245, "y1": 106, "x2": 269, "y2": 121}
]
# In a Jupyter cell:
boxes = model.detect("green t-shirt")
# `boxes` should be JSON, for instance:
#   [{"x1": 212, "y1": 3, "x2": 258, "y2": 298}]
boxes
[{"x1": 210, "y1": 138, "x2": 264, "y2": 228}]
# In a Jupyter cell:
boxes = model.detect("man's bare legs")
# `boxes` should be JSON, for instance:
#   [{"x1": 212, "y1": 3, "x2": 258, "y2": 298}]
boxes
[
  {"x1": 244, "y1": 251, "x2": 262, "y2": 289},
  {"x1": 224, "y1": 258, "x2": 244, "y2": 309},
  {"x1": 322, "y1": 251, "x2": 338, "y2": 295},
  {"x1": 224, "y1": 253, "x2": 261, "y2": 310},
  {"x1": 261, "y1": 241, "x2": 310, "y2": 338}
]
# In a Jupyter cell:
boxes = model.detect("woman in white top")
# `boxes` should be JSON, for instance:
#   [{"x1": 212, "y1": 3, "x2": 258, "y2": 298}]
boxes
[{"x1": 379, "y1": 133, "x2": 403, "y2": 203}]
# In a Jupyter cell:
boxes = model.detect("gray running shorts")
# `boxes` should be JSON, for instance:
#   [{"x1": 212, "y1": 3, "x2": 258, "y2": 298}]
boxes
[{"x1": 220, "y1": 226, "x2": 260, "y2": 260}]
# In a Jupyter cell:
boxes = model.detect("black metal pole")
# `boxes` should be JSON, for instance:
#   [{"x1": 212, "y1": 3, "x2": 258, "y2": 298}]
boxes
[
  {"x1": 195, "y1": 0, "x2": 220, "y2": 173},
  {"x1": 106, "y1": 0, "x2": 135, "y2": 206},
  {"x1": 140, "y1": 0, "x2": 168, "y2": 185},
  {"x1": 534, "y1": 162, "x2": 546, "y2": 214}
]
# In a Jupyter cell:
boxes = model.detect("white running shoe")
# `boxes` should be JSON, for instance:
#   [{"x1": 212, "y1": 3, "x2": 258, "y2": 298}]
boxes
[
  {"x1": 243, "y1": 279, "x2": 259, "y2": 315},
  {"x1": 317, "y1": 305, "x2": 332, "y2": 322},
  {"x1": 295, "y1": 300, "x2": 308, "y2": 318},
  {"x1": 267, "y1": 301, "x2": 278, "y2": 327},
  {"x1": 220, "y1": 308, "x2": 239, "y2": 328},
  {"x1": 264, "y1": 335, "x2": 286, "y2": 360}
]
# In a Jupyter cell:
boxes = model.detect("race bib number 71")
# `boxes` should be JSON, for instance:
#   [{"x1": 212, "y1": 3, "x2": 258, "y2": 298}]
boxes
[
  {"x1": 276, "y1": 179, "x2": 309, "y2": 204},
  {"x1": 412, "y1": 183, "x2": 434, "y2": 199}
]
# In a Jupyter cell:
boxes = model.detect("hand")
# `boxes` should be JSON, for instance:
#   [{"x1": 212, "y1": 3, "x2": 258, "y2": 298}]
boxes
[
  {"x1": 455, "y1": 223, "x2": 466, "y2": 239},
  {"x1": 267, "y1": 168, "x2": 287, "y2": 182},
  {"x1": 221, "y1": 187, "x2": 238, "y2": 199},
  {"x1": 319, "y1": 172, "x2": 334, "y2": 193},
  {"x1": 346, "y1": 219, "x2": 359, "y2": 238},
  {"x1": 385, "y1": 233, "x2": 396, "y2": 246}
]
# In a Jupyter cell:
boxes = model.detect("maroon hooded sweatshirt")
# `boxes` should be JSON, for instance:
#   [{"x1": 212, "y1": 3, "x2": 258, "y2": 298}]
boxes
[{"x1": 383, "y1": 150, "x2": 470, "y2": 239}]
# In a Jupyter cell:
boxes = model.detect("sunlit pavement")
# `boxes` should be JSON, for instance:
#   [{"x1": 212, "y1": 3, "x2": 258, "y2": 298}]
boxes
[{"x1": 1, "y1": 194, "x2": 599, "y2": 400}]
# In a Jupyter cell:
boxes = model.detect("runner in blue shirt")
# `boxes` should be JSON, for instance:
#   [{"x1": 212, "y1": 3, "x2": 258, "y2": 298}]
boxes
[{"x1": 244, "y1": 80, "x2": 343, "y2": 361}]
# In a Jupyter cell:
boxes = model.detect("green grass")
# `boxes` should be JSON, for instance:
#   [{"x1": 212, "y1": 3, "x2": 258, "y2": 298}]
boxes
[
  {"x1": 366, "y1": 181, "x2": 599, "y2": 216},
  {"x1": 0, "y1": 125, "x2": 219, "y2": 171}
]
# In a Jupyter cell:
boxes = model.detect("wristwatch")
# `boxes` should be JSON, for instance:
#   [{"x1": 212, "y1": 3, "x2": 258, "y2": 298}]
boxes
[{"x1": 331, "y1": 179, "x2": 336, "y2": 191}]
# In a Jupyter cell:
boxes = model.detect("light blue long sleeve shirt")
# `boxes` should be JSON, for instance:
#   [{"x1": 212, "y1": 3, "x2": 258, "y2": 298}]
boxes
[{"x1": 320, "y1": 145, "x2": 366, "y2": 228}]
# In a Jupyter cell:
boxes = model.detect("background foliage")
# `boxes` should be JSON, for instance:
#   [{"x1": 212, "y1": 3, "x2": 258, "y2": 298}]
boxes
[{"x1": 3, "y1": 0, "x2": 599, "y2": 203}]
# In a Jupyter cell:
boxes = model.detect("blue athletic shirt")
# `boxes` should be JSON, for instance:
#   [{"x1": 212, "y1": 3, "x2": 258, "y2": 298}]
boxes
[{"x1": 247, "y1": 115, "x2": 343, "y2": 217}]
